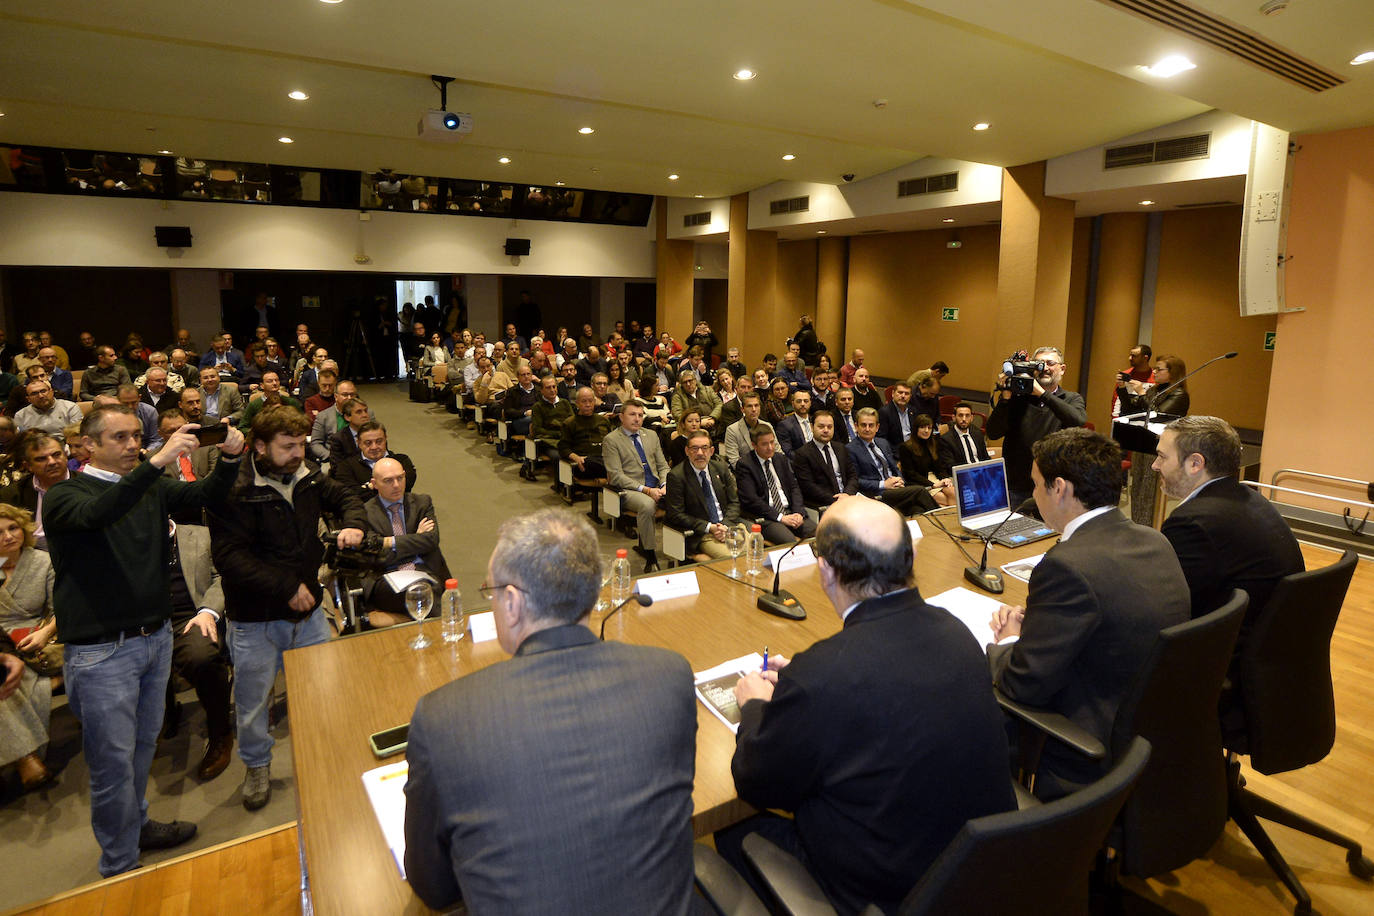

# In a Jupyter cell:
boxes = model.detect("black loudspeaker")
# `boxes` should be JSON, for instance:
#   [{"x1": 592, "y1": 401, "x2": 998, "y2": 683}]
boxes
[
  {"x1": 155, "y1": 226, "x2": 193, "y2": 248},
  {"x1": 504, "y1": 237, "x2": 531, "y2": 256}
]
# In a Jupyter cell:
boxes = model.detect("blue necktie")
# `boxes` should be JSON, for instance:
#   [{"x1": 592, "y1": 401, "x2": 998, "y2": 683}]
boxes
[
  {"x1": 632, "y1": 433, "x2": 659, "y2": 487},
  {"x1": 699, "y1": 469, "x2": 721, "y2": 523}
]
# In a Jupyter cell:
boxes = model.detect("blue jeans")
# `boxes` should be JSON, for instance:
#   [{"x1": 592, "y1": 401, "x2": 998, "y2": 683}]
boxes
[
  {"x1": 228, "y1": 608, "x2": 331, "y2": 769},
  {"x1": 64, "y1": 622, "x2": 173, "y2": 877}
]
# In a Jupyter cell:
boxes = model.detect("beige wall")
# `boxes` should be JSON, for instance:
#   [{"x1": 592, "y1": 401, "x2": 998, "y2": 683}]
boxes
[
  {"x1": 773, "y1": 240, "x2": 818, "y2": 359},
  {"x1": 1084, "y1": 213, "x2": 1147, "y2": 430}
]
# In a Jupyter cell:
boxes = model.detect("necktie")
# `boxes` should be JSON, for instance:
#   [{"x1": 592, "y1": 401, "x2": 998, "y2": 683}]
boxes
[
  {"x1": 631, "y1": 433, "x2": 659, "y2": 487},
  {"x1": 178, "y1": 453, "x2": 196, "y2": 481},
  {"x1": 388, "y1": 503, "x2": 416, "y2": 571},
  {"x1": 844, "y1": 413, "x2": 855, "y2": 439},
  {"x1": 869, "y1": 441, "x2": 891, "y2": 477},
  {"x1": 961, "y1": 433, "x2": 975, "y2": 464},
  {"x1": 764, "y1": 458, "x2": 785, "y2": 516},
  {"x1": 699, "y1": 470, "x2": 721, "y2": 523},
  {"x1": 801, "y1": 419, "x2": 813, "y2": 443},
  {"x1": 822, "y1": 444, "x2": 841, "y2": 491}
]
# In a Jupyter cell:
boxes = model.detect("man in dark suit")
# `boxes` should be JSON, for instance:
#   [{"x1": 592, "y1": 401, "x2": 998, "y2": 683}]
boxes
[
  {"x1": 326, "y1": 397, "x2": 372, "y2": 465},
  {"x1": 360, "y1": 458, "x2": 451, "y2": 627},
  {"x1": 664, "y1": 429, "x2": 740, "y2": 560},
  {"x1": 849, "y1": 408, "x2": 935, "y2": 515},
  {"x1": 791, "y1": 411, "x2": 859, "y2": 513},
  {"x1": 876, "y1": 381, "x2": 918, "y2": 450},
  {"x1": 718, "y1": 496, "x2": 1015, "y2": 913},
  {"x1": 734, "y1": 424, "x2": 816, "y2": 545},
  {"x1": 990, "y1": 428, "x2": 1190, "y2": 796},
  {"x1": 403, "y1": 510, "x2": 696, "y2": 914},
  {"x1": 937, "y1": 401, "x2": 991, "y2": 476},
  {"x1": 1152, "y1": 415, "x2": 1304, "y2": 656},
  {"x1": 331, "y1": 421, "x2": 417, "y2": 501},
  {"x1": 139, "y1": 368, "x2": 180, "y2": 415},
  {"x1": 831, "y1": 386, "x2": 856, "y2": 444},
  {"x1": 773, "y1": 388, "x2": 815, "y2": 457}
]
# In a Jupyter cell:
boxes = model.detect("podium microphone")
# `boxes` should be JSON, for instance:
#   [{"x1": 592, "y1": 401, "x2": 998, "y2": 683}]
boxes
[
  {"x1": 1146, "y1": 351, "x2": 1237, "y2": 420},
  {"x1": 757, "y1": 539, "x2": 807, "y2": 620},
  {"x1": 964, "y1": 498, "x2": 1037, "y2": 595},
  {"x1": 599, "y1": 593, "x2": 653, "y2": 640}
]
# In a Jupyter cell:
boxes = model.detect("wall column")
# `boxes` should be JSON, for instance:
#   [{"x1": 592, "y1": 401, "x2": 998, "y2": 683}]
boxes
[
  {"x1": 727, "y1": 192, "x2": 777, "y2": 363},
  {"x1": 815, "y1": 237, "x2": 848, "y2": 363},
  {"x1": 1084, "y1": 213, "x2": 1147, "y2": 429},
  {"x1": 655, "y1": 197, "x2": 695, "y2": 339},
  {"x1": 995, "y1": 162, "x2": 1075, "y2": 359}
]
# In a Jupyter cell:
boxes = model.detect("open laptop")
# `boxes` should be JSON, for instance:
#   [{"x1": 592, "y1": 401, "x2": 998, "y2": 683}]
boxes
[{"x1": 952, "y1": 458, "x2": 1056, "y2": 547}]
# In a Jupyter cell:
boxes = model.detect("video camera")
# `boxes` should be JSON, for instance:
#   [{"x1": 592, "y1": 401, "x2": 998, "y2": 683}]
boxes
[
  {"x1": 321, "y1": 530, "x2": 389, "y2": 574},
  {"x1": 998, "y1": 350, "x2": 1046, "y2": 397}
]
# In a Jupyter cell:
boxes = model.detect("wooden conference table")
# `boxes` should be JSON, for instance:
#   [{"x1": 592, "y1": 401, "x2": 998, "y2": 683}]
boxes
[{"x1": 284, "y1": 512, "x2": 1048, "y2": 916}]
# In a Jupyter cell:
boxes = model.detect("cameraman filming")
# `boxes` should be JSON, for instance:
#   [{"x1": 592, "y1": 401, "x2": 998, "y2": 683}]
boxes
[{"x1": 986, "y1": 346, "x2": 1086, "y2": 506}]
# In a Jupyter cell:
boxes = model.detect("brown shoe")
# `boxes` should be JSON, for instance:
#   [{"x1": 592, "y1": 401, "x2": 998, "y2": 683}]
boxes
[
  {"x1": 196, "y1": 734, "x2": 235, "y2": 781},
  {"x1": 18, "y1": 754, "x2": 55, "y2": 792}
]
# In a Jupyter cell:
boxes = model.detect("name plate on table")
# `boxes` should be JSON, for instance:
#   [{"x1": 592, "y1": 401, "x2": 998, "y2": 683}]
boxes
[
  {"x1": 636, "y1": 570, "x2": 701, "y2": 601},
  {"x1": 764, "y1": 544, "x2": 817, "y2": 572},
  {"x1": 906, "y1": 519, "x2": 925, "y2": 541},
  {"x1": 468, "y1": 611, "x2": 499, "y2": 642}
]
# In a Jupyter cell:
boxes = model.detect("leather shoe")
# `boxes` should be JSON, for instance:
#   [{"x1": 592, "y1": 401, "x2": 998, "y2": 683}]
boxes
[
  {"x1": 18, "y1": 754, "x2": 55, "y2": 792},
  {"x1": 196, "y1": 734, "x2": 235, "y2": 781},
  {"x1": 138, "y1": 818, "x2": 197, "y2": 850}
]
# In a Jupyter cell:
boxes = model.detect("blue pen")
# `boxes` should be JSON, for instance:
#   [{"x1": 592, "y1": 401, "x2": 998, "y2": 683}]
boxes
[{"x1": 762, "y1": 647, "x2": 769, "y2": 672}]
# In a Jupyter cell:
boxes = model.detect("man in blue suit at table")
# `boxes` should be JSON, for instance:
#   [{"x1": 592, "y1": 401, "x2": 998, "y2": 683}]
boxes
[{"x1": 849, "y1": 408, "x2": 935, "y2": 515}]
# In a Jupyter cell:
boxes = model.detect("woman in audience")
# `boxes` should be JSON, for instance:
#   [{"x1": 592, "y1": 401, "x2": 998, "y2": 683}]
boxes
[
  {"x1": 815, "y1": 353, "x2": 833, "y2": 372},
  {"x1": 633, "y1": 374, "x2": 671, "y2": 428},
  {"x1": 0, "y1": 504, "x2": 57, "y2": 792},
  {"x1": 63, "y1": 422, "x2": 88, "y2": 472},
  {"x1": 898, "y1": 414, "x2": 953, "y2": 507},
  {"x1": 117, "y1": 340, "x2": 149, "y2": 379},
  {"x1": 713, "y1": 369, "x2": 736, "y2": 413},
  {"x1": 762, "y1": 377, "x2": 792, "y2": 426},
  {"x1": 420, "y1": 333, "x2": 448, "y2": 371},
  {"x1": 605, "y1": 359, "x2": 635, "y2": 405},
  {"x1": 666, "y1": 410, "x2": 702, "y2": 467},
  {"x1": 1121, "y1": 354, "x2": 1189, "y2": 524}
]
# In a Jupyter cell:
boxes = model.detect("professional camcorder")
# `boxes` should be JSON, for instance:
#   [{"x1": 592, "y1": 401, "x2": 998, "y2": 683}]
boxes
[
  {"x1": 321, "y1": 530, "x2": 389, "y2": 573},
  {"x1": 998, "y1": 351, "x2": 1046, "y2": 397}
]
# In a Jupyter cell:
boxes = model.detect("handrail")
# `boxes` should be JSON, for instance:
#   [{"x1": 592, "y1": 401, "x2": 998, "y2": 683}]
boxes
[
  {"x1": 1242, "y1": 480, "x2": 1373, "y2": 512},
  {"x1": 1271, "y1": 468, "x2": 1369, "y2": 490}
]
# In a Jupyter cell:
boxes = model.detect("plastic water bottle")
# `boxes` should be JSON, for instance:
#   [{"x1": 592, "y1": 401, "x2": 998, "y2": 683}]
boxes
[
  {"x1": 746, "y1": 524, "x2": 766, "y2": 578},
  {"x1": 610, "y1": 549, "x2": 633, "y2": 605},
  {"x1": 441, "y1": 578, "x2": 464, "y2": 643}
]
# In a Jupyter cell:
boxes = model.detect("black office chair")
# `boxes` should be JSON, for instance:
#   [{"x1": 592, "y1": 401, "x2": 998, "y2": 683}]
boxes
[
  {"x1": 1223, "y1": 549, "x2": 1372, "y2": 915},
  {"x1": 692, "y1": 737, "x2": 1152, "y2": 916},
  {"x1": 999, "y1": 590, "x2": 1248, "y2": 888}
]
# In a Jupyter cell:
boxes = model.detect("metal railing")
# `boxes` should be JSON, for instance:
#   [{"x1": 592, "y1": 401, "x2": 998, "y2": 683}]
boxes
[{"x1": 1246, "y1": 469, "x2": 1372, "y2": 536}]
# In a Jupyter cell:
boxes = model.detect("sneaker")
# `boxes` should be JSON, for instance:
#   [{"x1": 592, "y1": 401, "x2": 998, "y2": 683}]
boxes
[
  {"x1": 242, "y1": 765, "x2": 272, "y2": 811},
  {"x1": 138, "y1": 818, "x2": 197, "y2": 850}
]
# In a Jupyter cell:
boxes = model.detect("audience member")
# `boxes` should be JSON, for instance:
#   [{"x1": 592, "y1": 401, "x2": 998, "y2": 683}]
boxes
[
  {"x1": 735, "y1": 424, "x2": 816, "y2": 545},
  {"x1": 838, "y1": 348, "x2": 864, "y2": 387},
  {"x1": 529, "y1": 375, "x2": 573, "y2": 455},
  {"x1": 0, "y1": 504, "x2": 59, "y2": 792},
  {"x1": 139, "y1": 367, "x2": 180, "y2": 414},
  {"x1": 15, "y1": 379, "x2": 82, "y2": 436},
  {"x1": 777, "y1": 352, "x2": 811, "y2": 395},
  {"x1": 791, "y1": 410, "x2": 859, "y2": 513},
  {"x1": 557, "y1": 388, "x2": 611, "y2": 480},
  {"x1": 360, "y1": 458, "x2": 451, "y2": 628},
  {"x1": 937, "y1": 402, "x2": 990, "y2": 476},
  {"x1": 37, "y1": 348, "x2": 73, "y2": 399},
  {"x1": 574, "y1": 345, "x2": 608, "y2": 386},
  {"x1": 602, "y1": 401, "x2": 670, "y2": 571},
  {"x1": 589, "y1": 373, "x2": 620, "y2": 415},
  {"x1": 11, "y1": 333, "x2": 42, "y2": 377},
  {"x1": 116, "y1": 384, "x2": 164, "y2": 452},
  {"x1": 720, "y1": 347, "x2": 748, "y2": 384},
  {"x1": 168, "y1": 349, "x2": 197, "y2": 388},
  {"x1": 761, "y1": 377, "x2": 792, "y2": 426},
  {"x1": 197, "y1": 368, "x2": 244, "y2": 425},
  {"x1": 327, "y1": 397, "x2": 373, "y2": 465},
  {"x1": 198, "y1": 333, "x2": 245, "y2": 382},
  {"x1": 309, "y1": 378, "x2": 357, "y2": 461},
  {"x1": 237, "y1": 371, "x2": 303, "y2": 431},
  {"x1": 331, "y1": 421, "x2": 416, "y2": 500},
  {"x1": 721, "y1": 392, "x2": 770, "y2": 468},
  {"x1": 664, "y1": 429, "x2": 739, "y2": 561},
  {"x1": 905, "y1": 360, "x2": 950, "y2": 393},
  {"x1": 877, "y1": 382, "x2": 918, "y2": 449},
  {"x1": 849, "y1": 408, "x2": 935, "y2": 515},
  {"x1": 302, "y1": 368, "x2": 338, "y2": 421},
  {"x1": 682, "y1": 320, "x2": 718, "y2": 361},
  {"x1": 669, "y1": 370, "x2": 719, "y2": 432},
  {"x1": 1, "y1": 432, "x2": 70, "y2": 547},
  {"x1": 774, "y1": 389, "x2": 815, "y2": 457},
  {"x1": 848, "y1": 367, "x2": 884, "y2": 413},
  {"x1": 633, "y1": 373, "x2": 672, "y2": 427},
  {"x1": 897, "y1": 415, "x2": 954, "y2": 507},
  {"x1": 79, "y1": 346, "x2": 132, "y2": 401},
  {"x1": 986, "y1": 346, "x2": 1086, "y2": 506},
  {"x1": 501, "y1": 366, "x2": 539, "y2": 441}
]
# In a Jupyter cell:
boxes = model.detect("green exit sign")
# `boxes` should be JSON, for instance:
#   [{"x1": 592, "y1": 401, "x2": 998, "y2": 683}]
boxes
[
  {"x1": 1263, "y1": 331, "x2": 1276, "y2": 351},
  {"x1": 941, "y1": 307, "x2": 960, "y2": 322}
]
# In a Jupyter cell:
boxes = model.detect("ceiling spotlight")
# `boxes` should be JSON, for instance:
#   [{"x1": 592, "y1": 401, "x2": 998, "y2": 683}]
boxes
[
  {"x1": 694, "y1": 194, "x2": 704, "y2": 198},
  {"x1": 578, "y1": 126, "x2": 595, "y2": 134},
  {"x1": 555, "y1": 180, "x2": 565, "y2": 186},
  {"x1": 288, "y1": 90, "x2": 310, "y2": 101},
  {"x1": 941, "y1": 218, "x2": 955, "y2": 223},
  {"x1": 782, "y1": 154, "x2": 796, "y2": 161},
  {"x1": 972, "y1": 122, "x2": 990, "y2": 131},
  {"x1": 733, "y1": 68, "x2": 756, "y2": 81},
  {"x1": 319, "y1": 0, "x2": 344, "y2": 4},
  {"x1": 498, "y1": 157, "x2": 511, "y2": 164},
  {"x1": 667, "y1": 173, "x2": 680, "y2": 180},
  {"x1": 157, "y1": 149, "x2": 173, "y2": 155},
  {"x1": 1351, "y1": 51, "x2": 1374, "y2": 66},
  {"x1": 816, "y1": 230, "x2": 827, "y2": 235},
  {"x1": 1140, "y1": 55, "x2": 1196, "y2": 78},
  {"x1": 278, "y1": 136, "x2": 294, "y2": 144},
  {"x1": 1139, "y1": 199, "x2": 1155, "y2": 206}
]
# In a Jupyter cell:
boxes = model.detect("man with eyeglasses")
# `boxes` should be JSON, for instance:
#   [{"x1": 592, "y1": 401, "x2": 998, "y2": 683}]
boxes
[
  {"x1": 665, "y1": 429, "x2": 740, "y2": 560},
  {"x1": 986, "y1": 346, "x2": 1086, "y2": 506},
  {"x1": 404, "y1": 509, "x2": 696, "y2": 914}
]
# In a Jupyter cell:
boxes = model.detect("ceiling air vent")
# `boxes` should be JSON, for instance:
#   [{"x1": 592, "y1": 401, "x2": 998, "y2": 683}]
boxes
[
  {"x1": 859, "y1": 229, "x2": 888, "y2": 235},
  {"x1": 770, "y1": 196, "x2": 809, "y2": 215},
  {"x1": 1176, "y1": 200, "x2": 1236, "y2": 208},
  {"x1": 898, "y1": 171, "x2": 959, "y2": 197},
  {"x1": 1104, "y1": 133, "x2": 1210, "y2": 169},
  {"x1": 1094, "y1": 0, "x2": 1344, "y2": 92},
  {"x1": 682, "y1": 211, "x2": 713, "y2": 227}
]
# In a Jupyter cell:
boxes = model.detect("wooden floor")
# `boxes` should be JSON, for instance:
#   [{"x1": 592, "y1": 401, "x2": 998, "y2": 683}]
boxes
[{"x1": 7, "y1": 544, "x2": 1371, "y2": 916}]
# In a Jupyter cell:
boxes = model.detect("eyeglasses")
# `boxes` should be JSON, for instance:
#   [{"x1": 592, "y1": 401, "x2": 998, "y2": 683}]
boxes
[
  {"x1": 686, "y1": 444, "x2": 713, "y2": 453},
  {"x1": 478, "y1": 581, "x2": 527, "y2": 600}
]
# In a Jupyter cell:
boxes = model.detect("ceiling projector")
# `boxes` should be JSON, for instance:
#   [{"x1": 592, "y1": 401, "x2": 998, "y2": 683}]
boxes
[{"x1": 418, "y1": 109, "x2": 473, "y2": 142}]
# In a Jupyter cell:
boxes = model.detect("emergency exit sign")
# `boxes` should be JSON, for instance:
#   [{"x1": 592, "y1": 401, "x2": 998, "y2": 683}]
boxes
[
  {"x1": 1263, "y1": 331, "x2": 1276, "y2": 351},
  {"x1": 941, "y1": 307, "x2": 959, "y2": 322}
]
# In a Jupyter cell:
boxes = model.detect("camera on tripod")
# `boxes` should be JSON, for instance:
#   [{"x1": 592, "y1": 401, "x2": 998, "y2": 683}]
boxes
[
  {"x1": 998, "y1": 351, "x2": 1046, "y2": 397},
  {"x1": 321, "y1": 530, "x2": 389, "y2": 573}
]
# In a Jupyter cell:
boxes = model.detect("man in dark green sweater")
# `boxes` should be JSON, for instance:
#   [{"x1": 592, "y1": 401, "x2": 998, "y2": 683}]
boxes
[{"x1": 45, "y1": 404, "x2": 246, "y2": 877}]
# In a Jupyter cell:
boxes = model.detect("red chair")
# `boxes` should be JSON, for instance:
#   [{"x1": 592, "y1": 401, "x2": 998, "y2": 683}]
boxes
[
  {"x1": 883, "y1": 384, "x2": 896, "y2": 404},
  {"x1": 939, "y1": 395, "x2": 960, "y2": 423}
]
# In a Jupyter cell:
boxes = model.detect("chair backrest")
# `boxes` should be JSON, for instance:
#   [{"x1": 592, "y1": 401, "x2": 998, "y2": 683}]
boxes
[
  {"x1": 938, "y1": 395, "x2": 960, "y2": 421},
  {"x1": 1240, "y1": 549, "x2": 1356, "y2": 775},
  {"x1": 1109, "y1": 589, "x2": 1247, "y2": 877},
  {"x1": 883, "y1": 384, "x2": 896, "y2": 404},
  {"x1": 900, "y1": 738, "x2": 1152, "y2": 916}
]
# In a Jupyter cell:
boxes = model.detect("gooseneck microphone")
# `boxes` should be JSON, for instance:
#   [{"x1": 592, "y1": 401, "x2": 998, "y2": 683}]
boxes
[
  {"x1": 599, "y1": 593, "x2": 653, "y2": 640},
  {"x1": 757, "y1": 539, "x2": 807, "y2": 620},
  {"x1": 1145, "y1": 351, "x2": 1237, "y2": 420},
  {"x1": 964, "y1": 498, "x2": 1037, "y2": 595}
]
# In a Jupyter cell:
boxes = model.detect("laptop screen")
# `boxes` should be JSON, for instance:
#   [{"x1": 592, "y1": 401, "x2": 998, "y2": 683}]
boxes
[{"x1": 954, "y1": 459, "x2": 1011, "y2": 524}]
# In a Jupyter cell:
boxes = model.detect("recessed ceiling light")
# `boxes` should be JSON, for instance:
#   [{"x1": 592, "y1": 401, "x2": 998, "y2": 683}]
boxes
[
  {"x1": 277, "y1": 136, "x2": 294, "y2": 144},
  {"x1": 498, "y1": 157, "x2": 511, "y2": 164},
  {"x1": 578, "y1": 126, "x2": 595, "y2": 134},
  {"x1": 554, "y1": 180, "x2": 565, "y2": 186},
  {"x1": 319, "y1": 0, "x2": 344, "y2": 4},
  {"x1": 972, "y1": 122, "x2": 990, "y2": 131},
  {"x1": 1139, "y1": 55, "x2": 1196, "y2": 78},
  {"x1": 667, "y1": 173, "x2": 679, "y2": 180},
  {"x1": 816, "y1": 230, "x2": 827, "y2": 235},
  {"x1": 1352, "y1": 51, "x2": 1374, "y2": 66},
  {"x1": 694, "y1": 194, "x2": 704, "y2": 198},
  {"x1": 288, "y1": 90, "x2": 310, "y2": 101},
  {"x1": 157, "y1": 149, "x2": 172, "y2": 155},
  {"x1": 733, "y1": 68, "x2": 756, "y2": 81},
  {"x1": 782, "y1": 154, "x2": 796, "y2": 161},
  {"x1": 1139, "y1": 199, "x2": 1155, "y2": 206},
  {"x1": 941, "y1": 218, "x2": 955, "y2": 223}
]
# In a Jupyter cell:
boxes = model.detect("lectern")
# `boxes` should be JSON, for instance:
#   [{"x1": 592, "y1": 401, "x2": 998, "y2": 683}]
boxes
[{"x1": 1112, "y1": 412, "x2": 1183, "y2": 529}]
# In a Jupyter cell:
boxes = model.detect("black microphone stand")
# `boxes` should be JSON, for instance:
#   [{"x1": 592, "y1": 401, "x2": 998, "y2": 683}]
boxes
[
  {"x1": 599, "y1": 593, "x2": 653, "y2": 640},
  {"x1": 1144, "y1": 351, "x2": 1237, "y2": 422},
  {"x1": 963, "y1": 498, "x2": 1037, "y2": 595},
  {"x1": 757, "y1": 539, "x2": 807, "y2": 620}
]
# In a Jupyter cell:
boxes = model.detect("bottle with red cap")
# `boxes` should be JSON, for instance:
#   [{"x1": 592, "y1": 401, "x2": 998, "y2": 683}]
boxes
[
  {"x1": 441, "y1": 578, "x2": 464, "y2": 643},
  {"x1": 610, "y1": 548, "x2": 632, "y2": 605},
  {"x1": 746, "y1": 524, "x2": 765, "y2": 578}
]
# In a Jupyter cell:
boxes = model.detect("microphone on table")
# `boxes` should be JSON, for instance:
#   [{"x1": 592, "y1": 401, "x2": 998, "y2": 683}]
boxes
[
  {"x1": 757, "y1": 539, "x2": 807, "y2": 621},
  {"x1": 1145, "y1": 351, "x2": 1237, "y2": 421},
  {"x1": 599, "y1": 593, "x2": 652, "y2": 640},
  {"x1": 964, "y1": 498, "x2": 1037, "y2": 596}
]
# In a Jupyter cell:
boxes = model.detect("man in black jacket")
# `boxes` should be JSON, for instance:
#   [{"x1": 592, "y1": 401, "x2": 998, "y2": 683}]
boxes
[
  {"x1": 208, "y1": 404, "x2": 366, "y2": 812},
  {"x1": 986, "y1": 346, "x2": 1086, "y2": 506},
  {"x1": 791, "y1": 411, "x2": 859, "y2": 512}
]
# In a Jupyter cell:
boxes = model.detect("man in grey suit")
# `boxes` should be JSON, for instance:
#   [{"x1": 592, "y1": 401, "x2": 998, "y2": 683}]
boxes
[
  {"x1": 197, "y1": 368, "x2": 244, "y2": 425},
  {"x1": 602, "y1": 400, "x2": 670, "y2": 571},
  {"x1": 359, "y1": 458, "x2": 451, "y2": 627},
  {"x1": 989, "y1": 428, "x2": 1190, "y2": 797},
  {"x1": 403, "y1": 509, "x2": 697, "y2": 915},
  {"x1": 168, "y1": 522, "x2": 235, "y2": 781}
]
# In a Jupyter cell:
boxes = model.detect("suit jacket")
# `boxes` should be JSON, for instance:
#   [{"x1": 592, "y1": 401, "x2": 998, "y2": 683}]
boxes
[
  {"x1": 173, "y1": 524, "x2": 224, "y2": 614},
  {"x1": 988, "y1": 509, "x2": 1190, "y2": 783},
  {"x1": 332, "y1": 451, "x2": 417, "y2": 501},
  {"x1": 200, "y1": 383, "x2": 244, "y2": 423},
  {"x1": 791, "y1": 440, "x2": 859, "y2": 509},
  {"x1": 830, "y1": 410, "x2": 856, "y2": 444},
  {"x1": 403, "y1": 625, "x2": 696, "y2": 915},
  {"x1": 733, "y1": 589, "x2": 1016, "y2": 913},
  {"x1": 327, "y1": 426, "x2": 363, "y2": 465},
  {"x1": 773, "y1": 413, "x2": 814, "y2": 458},
  {"x1": 936, "y1": 425, "x2": 990, "y2": 477},
  {"x1": 877, "y1": 401, "x2": 918, "y2": 450},
  {"x1": 309, "y1": 404, "x2": 346, "y2": 461},
  {"x1": 664, "y1": 457, "x2": 740, "y2": 548},
  {"x1": 602, "y1": 426, "x2": 670, "y2": 492},
  {"x1": 363, "y1": 492, "x2": 450, "y2": 583},
  {"x1": 848, "y1": 436, "x2": 903, "y2": 497},
  {"x1": 1160, "y1": 476, "x2": 1304, "y2": 641},
  {"x1": 734, "y1": 449, "x2": 805, "y2": 521},
  {"x1": 142, "y1": 389, "x2": 180, "y2": 415}
]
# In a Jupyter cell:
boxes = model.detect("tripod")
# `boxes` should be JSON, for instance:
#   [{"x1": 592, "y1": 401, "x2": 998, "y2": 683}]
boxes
[{"x1": 342, "y1": 312, "x2": 377, "y2": 381}]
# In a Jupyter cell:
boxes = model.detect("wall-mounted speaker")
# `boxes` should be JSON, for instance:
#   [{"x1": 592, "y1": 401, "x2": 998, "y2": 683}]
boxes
[
  {"x1": 504, "y1": 238, "x2": 531, "y2": 257},
  {"x1": 155, "y1": 226, "x2": 193, "y2": 248}
]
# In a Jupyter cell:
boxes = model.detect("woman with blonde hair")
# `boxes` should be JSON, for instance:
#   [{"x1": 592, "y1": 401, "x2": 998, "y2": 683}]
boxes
[{"x1": 0, "y1": 504, "x2": 58, "y2": 791}]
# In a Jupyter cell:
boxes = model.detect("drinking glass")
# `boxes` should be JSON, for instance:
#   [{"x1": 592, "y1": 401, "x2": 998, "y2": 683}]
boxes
[
  {"x1": 726, "y1": 525, "x2": 746, "y2": 578},
  {"x1": 595, "y1": 561, "x2": 613, "y2": 613},
  {"x1": 404, "y1": 582, "x2": 434, "y2": 650}
]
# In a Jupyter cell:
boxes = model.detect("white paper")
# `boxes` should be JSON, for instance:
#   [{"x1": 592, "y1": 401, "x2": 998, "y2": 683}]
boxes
[
  {"x1": 468, "y1": 611, "x2": 498, "y2": 642},
  {"x1": 906, "y1": 518, "x2": 925, "y2": 541},
  {"x1": 382, "y1": 569, "x2": 437, "y2": 593},
  {"x1": 1000, "y1": 553, "x2": 1046, "y2": 584},
  {"x1": 926, "y1": 586, "x2": 1004, "y2": 654},
  {"x1": 764, "y1": 543, "x2": 817, "y2": 572},
  {"x1": 635, "y1": 570, "x2": 701, "y2": 601},
  {"x1": 361, "y1": 761, "x2": 410, "y2": 878},
  {"x1": 693, "y1": 653, "x2": 766, "y2": 734}
]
